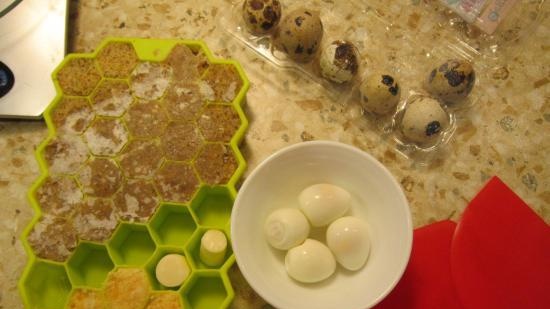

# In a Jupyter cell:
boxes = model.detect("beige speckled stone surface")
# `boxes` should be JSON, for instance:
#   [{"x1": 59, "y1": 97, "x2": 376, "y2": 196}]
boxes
[{"x1": 1, "y1": 0, "x2": 548, "y2": 308}]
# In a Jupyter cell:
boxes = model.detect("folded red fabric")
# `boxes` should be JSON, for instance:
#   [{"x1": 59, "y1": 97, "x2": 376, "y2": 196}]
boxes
[
  {"x1": 451, "y1": 176, "x2": 550, "y2": 309},
  {"x1": 374, "y1": 220, "x2": 462, "y2": 309},
  {"x1": 375, "y1": 176, "x2": 550, "y2": 309}
]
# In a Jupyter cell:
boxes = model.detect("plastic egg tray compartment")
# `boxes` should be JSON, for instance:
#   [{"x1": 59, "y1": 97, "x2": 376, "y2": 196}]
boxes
[
  {"x1": 219, "y1": 0, "x2": 502, "y2": 161},
  {"x1": 18, "y1": 38, "x2": 249, "y2": 309},
  {"x1": 408, "y1": 0, "x2": 546, "y2": 61}
]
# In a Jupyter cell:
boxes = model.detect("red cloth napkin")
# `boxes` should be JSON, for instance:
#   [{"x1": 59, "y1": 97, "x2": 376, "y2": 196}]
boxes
[
  {"x1": 374, "y1": 220, "x2": 462, "y2": 309},
  {"x1": 375, "y1": 177, "x2": 550, "y2": 309},
  {"x1": 451, "y1": 177, "x2": 550, "y2": 309}
]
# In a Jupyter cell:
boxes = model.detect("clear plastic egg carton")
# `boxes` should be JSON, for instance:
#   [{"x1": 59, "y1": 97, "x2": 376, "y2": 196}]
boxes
[
  {"x1": 18, "y1": 38, "x2": 249, "y2": 309},
  {"x1": 403, "y1": 0, "x2": 547, "y2": 63},
  {"x1": 220, "y1": 0, "x2": 544, "y2": 161},
  {"x1": 221, "y1": 0, "x2": 374, "y2": 97}
]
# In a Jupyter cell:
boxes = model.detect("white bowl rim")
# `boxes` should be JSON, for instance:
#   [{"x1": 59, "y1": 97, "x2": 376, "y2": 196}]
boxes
[{"x1": 231, "y1": 140, "x2": 413, "y2": 309}]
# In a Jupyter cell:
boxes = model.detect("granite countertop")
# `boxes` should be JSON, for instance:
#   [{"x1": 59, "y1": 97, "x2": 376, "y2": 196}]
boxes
[{"x1": 1, "y1": 0, "x2": 548, "y2": 308}]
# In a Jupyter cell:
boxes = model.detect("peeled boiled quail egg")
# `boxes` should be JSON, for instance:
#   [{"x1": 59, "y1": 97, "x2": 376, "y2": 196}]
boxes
[
  {"x1": 319, "y1": 40, "x2": 359, "y2": 83},
  {"x1": 274, "y1": 8, "x2": 323, "y2": 63},
  {"x1": 425, "y1": 59, "x2": 475, "y2": 102},
  {"x1": 264, "y1": 208, "x2": 310, "y2": 250},
  {"x1": 360, "y1": 72, "x2": 401, "y2": 115},
  {"x1": 285, "y1": 239, "x2": 336, "y2": 283},
  {"x1": 242, "y1": 0, "x2": 282, "y2": 35},
  {"x1": 299, "y1": 183, "x2": 351, "y2": 227},
  {"x1": 326, "y1": 216, "x2": 370, "y2": 271},
  {"x1": 400, "y1": 96, "x2": 450, "y2": 145}
]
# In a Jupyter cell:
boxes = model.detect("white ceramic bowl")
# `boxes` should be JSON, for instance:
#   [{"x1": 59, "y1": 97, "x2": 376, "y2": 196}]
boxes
[{"x1": 231, "y1": 141, "x2": 412, "y2": 309}]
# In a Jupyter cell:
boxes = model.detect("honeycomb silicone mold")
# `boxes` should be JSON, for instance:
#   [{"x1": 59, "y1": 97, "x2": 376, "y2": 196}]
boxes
[{"x1": 19, "y1": 38, "x2": 249, "y2": 309}]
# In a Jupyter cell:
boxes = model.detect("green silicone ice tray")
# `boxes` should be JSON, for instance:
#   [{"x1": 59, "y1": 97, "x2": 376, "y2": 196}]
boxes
[{"x1": 18, "y1": 38, "x2": 249, "y2": 309}]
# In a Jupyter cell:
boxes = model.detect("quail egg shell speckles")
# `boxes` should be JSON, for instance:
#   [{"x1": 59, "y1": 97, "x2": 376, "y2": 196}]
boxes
[
  {"x1": 319, "y1": 41, "x2": 359, "y2": 83},
  {"x1": 274, "y1": 8, "x2": 323, "y2": 63},
  {"x1": 425, "y1": 59, "x2": 475, "y2": 102},
  {"x1": 242, "y1": 0, "x2": 282, "y2": 35},
  {"x1": 360, "y1": 72, "x2": 401, "y2": 115},
  {"x1": 400, "y1": 96, "x2": 450, "y2": 145}
]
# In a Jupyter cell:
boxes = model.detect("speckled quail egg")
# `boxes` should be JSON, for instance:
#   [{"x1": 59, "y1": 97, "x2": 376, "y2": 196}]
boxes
[
  {"x1": 360, "y1": 72, "x2": 401, "y2": 115},
  {"x1": 242, "y1": 0, "x2": 282, "y2": 35},
  {"x1": 400, "y1": 96, "x2": 450, "y2": 144},
  {"x1": 285, "y1": 239, "x2": 336, "y2": 283},
  {"x1": 425, "y1": 59, "x2": 475, "y2": 101},
  {"x1": 299, "y1": 183, "x2": 351, "y2": 227},
  {"x1": 326, "y1": 216, "x2": 370, "y2": 271},
  {"x1": 274, "y1": 8, "x2": 323, "y2": 63},
  {"x1": 319, "y1": 41, "x2": 359, "y2": 83},
  {"x1": 264, "y1": 208, "x2": 310, "y2": 250}
]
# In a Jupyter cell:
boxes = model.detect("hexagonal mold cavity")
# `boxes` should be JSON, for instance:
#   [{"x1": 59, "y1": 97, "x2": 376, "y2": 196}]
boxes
[
  {"x1": 27, "y1": 215, "x2": 78, "y2": 262},
  {"x1": 163, "y1": 44, "x2": 203, "y2": 82},
  {"x1": 118, "y1": 139, "x2": 164, "y2": 178},
  {"x1": 195, "y1": 50, "x2": 211, "y2": 77},
  {"x1": 91, "y1": 79, "x2": 134, "y2": 117},
  {"x1": 194, "y1": 144, "x2": 238, "y2": 185},
  {"x1": 56, "y1": 57, "x2": 102, "y2": 96},
  {"x1": 198, "y1": 104, "x2": 241, "y2": 143},
  {"x1": 149, "y1": 204, "x2": 197, "y2": 247},
  {"x1": 108, "y1": 223, "x2": 156, "y2": 267},
  {"x1": 161, "y1": 122, "x2": 203, "y2": 162},
  {"x1": 43, "y1": 135, "x2": 89, "y2": 176},
  {"x1": 147, "y1": 291, "x2": 184, "y2": 309},
  {"x1": 201, "y1": 64, "x2": 243, "y2": 103},
  {"x1": 83, "y1": 117, "x2": 129, "y2": 156},
  {"x1": 66, "y1": 288, "x2": 105, "y2": 308},
  {"x1": 67, "y1": 242, "x2": 114, "y2": 288},
  {"x1": 78, "y1": 157, "x2": 123, "y2": 198},
  {"x1": 182, "y1": 272, "x2": 232, "y2": 309},
  {"x1": 34, "y1": 175, "x2": 82, "y2": 217},
  {"x1": 104, "y1": 268, "x2": 151, "y2": 309},
  {"x1": 49, "y1": 96, "x2": 94, "y2": 134},
  {"x1": 154, "y1": 161, "x2": 199, "y2": 203},
  {"x1": 113, "y1": 179, "x2": 160, "y2": 223},
  {"x1": 73, "y1": 198, "x2": 119, "y2": 242},
  {"x1": 130, "y1": 62, "x2": 173, "y2": 100},
  {"x1": 124, "y1": 100, "x2": 169, "y2": 138},
  {"x1": 21, "y1": 260, "x2": 72, "y2": 309},
  {"x1": 186, "y1": 228, "x2": 233, "y2": 270},
  {"x1": 96, "y1": 41, "x2": 139, "y2": 78},
  {"x1": 162, "y1": 81, "x2": 206, "y2": 121},
  {"x1": 190, "y1": 186, "x2": 233, "y2": 228},
  {"x1": 145, "y1": 247, "x2": 192, "y2": 291}
]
